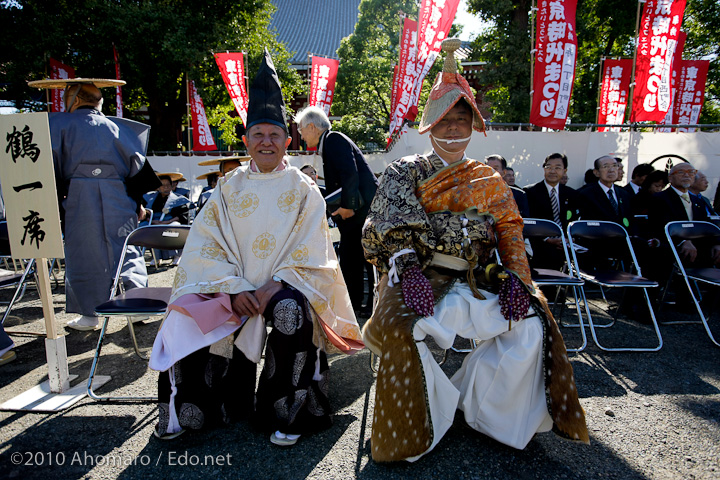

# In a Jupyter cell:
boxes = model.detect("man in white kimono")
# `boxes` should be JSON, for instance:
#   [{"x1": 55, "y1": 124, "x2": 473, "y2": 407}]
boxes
[{"x1": 150, "y1": 49, "x2": 363, "y2": 445}]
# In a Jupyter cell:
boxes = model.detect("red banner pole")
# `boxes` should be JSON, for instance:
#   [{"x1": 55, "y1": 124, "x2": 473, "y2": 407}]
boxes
[
  {"x1": 186, "y1": 74, "x2": 192, "y2": 152},
  {"x1": 529, "y1": 0, "x2": 537, "y2": 123},
  {"x1": 595, "y1": 57, "x2": 605, "y2": 125},
  {"x1": 627, "y1": 0, "x2": 644, "y2": 124}
]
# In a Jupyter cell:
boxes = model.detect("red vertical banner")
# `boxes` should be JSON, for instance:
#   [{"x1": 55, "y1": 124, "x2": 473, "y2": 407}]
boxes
[
  {"x1": 48, "y1": 58, "x2": 75, "y2": 112},
  {"x1": 659, "y1": 30, "x2": 686, "y2": 129},
  {"x1": 387, "y1": 65, "x2": 401, "y2": 148},
  {"x1": 597, "y1": 58, "x2": 632, "y2": 132},
  {"x1": 390, "y1": 64, "x2": 400, "y2": 116},
  {"x1": 630, "y1": 0, "x2": 687, "y2": 122},
  {"x1": 388, "y1": 18, "x2": 419, "y2": 138},
  {"x1": 189, "y1": 80, "x2": 217, "y2": 151},
  {"x1": 309, "y1": 56, "x2": 339, "y2": 115},
  {"x1": 672, "y1": 60, "x2": 709, "y2": 132},
  {"x1": 113, "y1": 45, "x2": 123, "y2": 118},
  {"x1": 214, "y1": 52, "x2": 249, "y2": 126},
  {"x1": 530, "y1": 0, "x2": 579, "y2": 129},
  {"x1": 410, "y1": 0, "x2": 461, "y2": 107}
]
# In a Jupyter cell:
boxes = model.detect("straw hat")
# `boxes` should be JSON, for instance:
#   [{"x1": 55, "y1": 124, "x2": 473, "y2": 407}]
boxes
[
  {"x1": 196, "y1": 155, "x2": 251, "y2": 167},
  {"x1": 27, "y1": 78, "x2": 126, "y2": 89},
  {"x1": 156, "y1": 172, "x2": 184, "y2": 182},
  {"x1": 417, "y1": 38, "x2": 485, "y2": 134},
  {"x1": 197, "y1": 171, "x2": 221, "y2": 180}
]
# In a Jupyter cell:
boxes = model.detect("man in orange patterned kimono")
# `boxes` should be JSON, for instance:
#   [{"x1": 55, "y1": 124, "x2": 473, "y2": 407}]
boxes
[{"x1": 361, "y1": 39, "x2": 588, "y2": 462}]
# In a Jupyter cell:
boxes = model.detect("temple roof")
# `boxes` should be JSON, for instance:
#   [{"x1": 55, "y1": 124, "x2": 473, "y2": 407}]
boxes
[{"x1": 270, "y1": 0, "x2": 362, "y2": 66}]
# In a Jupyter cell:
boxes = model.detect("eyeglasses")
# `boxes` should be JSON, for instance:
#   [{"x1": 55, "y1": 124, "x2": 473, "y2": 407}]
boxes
[
  {"x1": 543, "y1": 165, "x2": 564, "y2": 171},
  {"x1": 598, "y1": 164, "x2": 619, "y2": 171},
  {"x1": 672, "y1": 169, "x2": 697, "y2": 177}
]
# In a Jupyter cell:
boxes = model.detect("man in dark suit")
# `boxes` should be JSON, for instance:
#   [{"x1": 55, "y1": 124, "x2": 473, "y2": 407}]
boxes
[
  {"x1": 524, "y1": 152, "x2": 580, "y2": 269},
  {"x1": 649, "y1": 163, "x2": 719, "y2": 261},
  {"x1": 485, "y1": 154, "x2": 529, "y2": 217},
  {"x1": 295, "y1": 106, "x2": 378, "y2": 314},
  {"x1": 647, "y1": 163, "x2": 720, "y2": 304},
  {"x1": 622, "y1": 163, "x2": 655, "y2": 196},
  {"x1": 579, "y1": 156, "x2": 633, "y2": 227},
  {"x1": 689, "y1": 170, "x2": 718, "y2": 218}
]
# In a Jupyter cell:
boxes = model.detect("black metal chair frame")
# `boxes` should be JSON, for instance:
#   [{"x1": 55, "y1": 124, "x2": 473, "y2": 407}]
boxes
[
  {"x1": 0, "y1": 221, "x2": 38, "y2": 328},
  {"x1": 88, "y1": 224, "x2": 191, "y2": 401},
  {"x1": 567, "y1": 220, "x2": 663, "y2": 352},
  {"x1": 664, "y1": 220, "x2": 720, "y2": 347},
  {"x1": 523, "y1": 218, "x2": 587, "y2": 352}
]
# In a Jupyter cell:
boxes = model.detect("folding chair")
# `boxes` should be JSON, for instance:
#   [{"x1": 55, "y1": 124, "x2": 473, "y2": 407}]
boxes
[
  {"x1": 523, "y1": 218, "x2": 587, "y2": 352},
  {"x1": 88, "y1": 224, "x2": 191, "y2": 401},
  {"x1": 0, "y1": 221, "x2": 37, "y2": 327},
  {"x1": 567, "y1": 220, "x2": 663, "y2": 352},
  {"x1": 664, "y1": 220, "x2": 720, "y2": 347}
]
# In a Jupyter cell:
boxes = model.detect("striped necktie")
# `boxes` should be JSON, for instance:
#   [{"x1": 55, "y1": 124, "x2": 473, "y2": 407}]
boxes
[
  {"x1": 550, "y1": 187, "x2": 561, "y2": 225},
  {"x1": 607, "y1": 188, "x2": 619, "y2": 215}
]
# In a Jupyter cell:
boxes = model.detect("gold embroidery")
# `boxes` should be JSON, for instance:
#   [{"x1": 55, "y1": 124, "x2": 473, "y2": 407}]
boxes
[
  {"x1": 252, "y1": 233, "x2": 276, "y2": 259},
  {"x1": 292, "y1": 205, "x2": 308, "y2": 233},
  {"x1": 228, "y1": 192, "x2": 259, "y2": 218},
  {"x1": 203, "y1": 201, "x2": 219, "y2": 227},
  {"x1": 199, "y1": 283, "x2": 231, "y2": 294},
  {"x1": 286, "y1": 244, "x2": 309, "y2": 266},
  {"x1": 278, "y1": 189, "x2": 300, "y2": 213},
  {"x1": 173, "y1": 267, "x2": 187, "y2": 292},
  {"x1": 200, "y1": 241, "x2": 228, "y2": 261}
]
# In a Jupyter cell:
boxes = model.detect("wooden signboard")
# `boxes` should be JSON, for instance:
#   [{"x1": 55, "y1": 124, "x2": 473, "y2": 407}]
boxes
[
  {"x1": 0, "y1": 112, "x2": 64, "y2": 259},
  {"x1": 0, "y1": 112, "x2": 70, "y2": 399}
]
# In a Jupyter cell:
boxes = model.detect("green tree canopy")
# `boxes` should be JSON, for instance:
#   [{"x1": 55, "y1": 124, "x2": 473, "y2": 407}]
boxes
[
  {"x1": 333, "y1": 0, "x2": 418, "y2": 148},
  {"x1": 0, "y1": 0, "x2": 303, "y2": 150},
  {"x1": 333, "y1": 0, "x2": 461, "y2": 148}
]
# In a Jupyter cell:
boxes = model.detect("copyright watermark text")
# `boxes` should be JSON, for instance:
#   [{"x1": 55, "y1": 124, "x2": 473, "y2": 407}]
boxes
[{"x1": 10, "y1": 451, "x2": 233, "y2": 467}]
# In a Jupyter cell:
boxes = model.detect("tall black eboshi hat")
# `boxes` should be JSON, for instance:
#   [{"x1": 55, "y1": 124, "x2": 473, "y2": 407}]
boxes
[{"x1": 246, "y1": 48, "x2": 287, "y2": 132}]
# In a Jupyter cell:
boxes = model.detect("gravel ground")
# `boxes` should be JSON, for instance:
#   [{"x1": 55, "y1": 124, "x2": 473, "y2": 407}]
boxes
[{"x1": 1, "y1": 262, "x2": 719, "y2": 479}]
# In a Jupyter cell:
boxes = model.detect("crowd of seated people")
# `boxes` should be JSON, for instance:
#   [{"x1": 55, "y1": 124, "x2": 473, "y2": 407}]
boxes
[
  {"x1": 140, "y1": 158, "x2": 248, "y2": 267},
  {"x1": 481, "y1": 154, "x2": 720, "y2": 317}
]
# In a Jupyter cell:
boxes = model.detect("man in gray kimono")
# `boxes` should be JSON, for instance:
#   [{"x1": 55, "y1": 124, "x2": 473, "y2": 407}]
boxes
[{"x1": 35, "y1": 78, "x2": 161, "y2": 331}]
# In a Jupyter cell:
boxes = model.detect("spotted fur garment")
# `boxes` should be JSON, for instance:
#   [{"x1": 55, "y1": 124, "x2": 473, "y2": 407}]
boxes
[{"x1": 362, "y1": 268, "x2": 589, "y2": 462}]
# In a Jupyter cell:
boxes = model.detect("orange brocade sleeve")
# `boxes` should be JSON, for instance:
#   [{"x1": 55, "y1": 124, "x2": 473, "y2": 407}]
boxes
[{"x1": 417, "y1": 160, "x2": 532, "y2": 287}]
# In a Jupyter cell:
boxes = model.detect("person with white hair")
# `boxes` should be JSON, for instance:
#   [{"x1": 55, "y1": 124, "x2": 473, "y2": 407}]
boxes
[{"x1": 295, "y1": 105, "x2": 378, "y2": 315}]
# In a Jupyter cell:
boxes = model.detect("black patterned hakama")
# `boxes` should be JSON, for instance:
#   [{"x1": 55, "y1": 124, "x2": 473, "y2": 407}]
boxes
[{"x1": 156, "y1": 287, "x2": 332, "y2": 437}]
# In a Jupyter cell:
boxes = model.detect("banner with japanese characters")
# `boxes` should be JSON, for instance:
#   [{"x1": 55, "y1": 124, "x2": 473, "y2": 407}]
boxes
[
  {"x1": 214, "y1": 52, "x2": 249, "y2": 126},
  {"x1": 409, "y1": 0, "x2": 461, "y2": 108},
  {"x1": 388, "y1": 17, "x2": 419, "y2": 139},
  {"x1": 390, "y1": 64, "x2": 400, "y2": 117},
  {"x1": 48, "y1": 58, "x2": 75, "y2": 113},
  {"x1": 597, "y1": 58, "x2": 632, "y2": 131},
  {"x1": 630, "y1": 0, "x2": 686, "y2": 122},
  {"x1": 658, "y1": 30, "x2": 686, "y2": 130},
  {"x1": 0, "y1": 113, "x2": 64, "y2": 258},
  {"x1": 530, "y1": 0, "x2": 578, "y2": 129},
  {"x1": 671, "y1": 60, "x2": 709, "y2": 132},
  {"x1": 113, "y1": 45, "x2": 123, "y2": 118},
  {"x1": 309, "y1": 56, "x2": 339, "y2": 115},
  {"x1": 189, "y1": 80, "x2": 217, "y2": 151}
]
